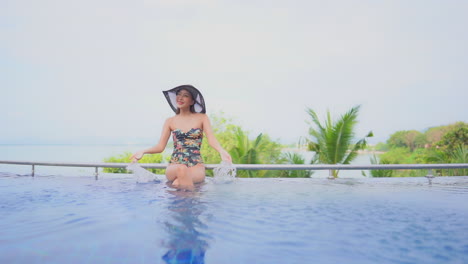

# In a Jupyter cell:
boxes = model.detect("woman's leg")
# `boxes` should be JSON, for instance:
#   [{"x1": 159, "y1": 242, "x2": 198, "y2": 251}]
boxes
[
  {"x1": 166, "y1": 164, "x2": 206, "y2": 189},
  {"x1": 188, "y1": 164, "x2": 206, "y2": 184}
]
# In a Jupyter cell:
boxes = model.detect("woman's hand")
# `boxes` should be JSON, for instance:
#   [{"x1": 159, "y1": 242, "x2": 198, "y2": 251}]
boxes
[
  {"x1": 130, "y1": 151, "x2": 145, "y2": 163},
  {"x1": 219, "y1": 149, "x2": 232, "y2": 163}
]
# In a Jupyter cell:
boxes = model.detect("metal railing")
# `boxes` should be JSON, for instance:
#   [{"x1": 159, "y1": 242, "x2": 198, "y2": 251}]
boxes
[{"x1": 1, "y1": 160, "x2": 468, "y2": 181}]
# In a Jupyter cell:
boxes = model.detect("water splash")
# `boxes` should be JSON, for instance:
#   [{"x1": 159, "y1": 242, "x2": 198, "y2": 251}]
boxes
[
  {"x1": 126, "y1": 163, "x2": 159, "y2": 183},
  {"x1": 213, "y1": 161, "x2": 236, "y2": 183}
]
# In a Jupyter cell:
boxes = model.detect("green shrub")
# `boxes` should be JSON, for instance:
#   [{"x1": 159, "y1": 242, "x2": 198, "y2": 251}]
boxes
[
  {"x1": 277, "y1": 152, "x2": 314, "y2": 178},
  {"x1": 369, "y1": 154, "x2": 393, "y2": 177},
  {"x1": 103, "y1": 152, "x2": 167, "y2": 174}
]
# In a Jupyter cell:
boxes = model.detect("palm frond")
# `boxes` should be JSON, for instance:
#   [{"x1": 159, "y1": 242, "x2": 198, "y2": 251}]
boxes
[
  {"x1": 342, "y1": 135, "x2": 369, "y2": 164},
  {"x1": 253, "y1": 133, "x2": 263, "y2": 149},
  {"x1": 306, "y1": 108, "x2": 325, "y2": 133},
  {"x1": 305, "y1": 105, "x2": 372, "y2": 177},
  {"x1": 327, "y1": 106, "x2": 359, "y2": 164}
]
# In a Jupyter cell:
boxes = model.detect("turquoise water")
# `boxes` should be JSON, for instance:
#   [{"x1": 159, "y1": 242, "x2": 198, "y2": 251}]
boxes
[{"x1": 1, "y1": 173, "x2": 467, "y2": 264}]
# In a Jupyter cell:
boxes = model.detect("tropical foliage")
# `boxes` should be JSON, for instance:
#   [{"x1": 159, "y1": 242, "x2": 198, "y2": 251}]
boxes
[
  {"x1": 387, "y1": 130, "x2": 426, "y2": 151},
  {"x1": 101, "y1": 112, "x2": 466, "y2": 178},
  {"x1": 201, "y1": 113, "x2": 285, "y2": 177},
  {"x1": 277, "y1": 152, "x2": 314, "y2": 178},
  {"x1": 426, "y1": 144, "x2": 468, "y2": 176},
  {"x1": 103, "y1": 112, "x2": 301, "y2": 178},
  {"x1": 229, "y1": 128, "x2": 265, "y2": 177},
  {"x1": 369, "y1": 154, "x2": 393, "y2": 177},
  {"x1": 436, "y1": 125, "x2": 468, "y2": 153},
  {"x1": 306, "y1": 105, "x2": 373, "y2": 178},
  {"x1": 372, "y1": 121, "x2": 468, "y2": 177}
]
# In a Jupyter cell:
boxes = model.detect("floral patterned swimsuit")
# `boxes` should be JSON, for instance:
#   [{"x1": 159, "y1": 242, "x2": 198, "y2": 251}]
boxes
[{"x1": 170, "y1": 128, "x2": 204, "y2": 167}]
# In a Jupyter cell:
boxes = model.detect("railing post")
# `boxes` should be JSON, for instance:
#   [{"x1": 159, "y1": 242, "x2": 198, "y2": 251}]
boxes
[
  {"x1": 32, "y1": 164, "x2": 35, "y2": 177},
  {"x1": 95, "y1": 167, "x2": 99, "y2": 180},
  {"x1": 328, "y1": 170, "x2": 334, "y2": 179},
  {"x1": 426, "y1": 169, "x2": 434, "y2": 185}
]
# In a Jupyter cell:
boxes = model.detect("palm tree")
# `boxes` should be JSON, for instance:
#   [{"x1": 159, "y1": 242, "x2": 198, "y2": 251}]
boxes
[
  {"x1": 450, "y1": 144, "x2": 468, "y2": 176},
  {"x1": 306, "y1": 105, "x2": 373, "y2": 178},
  {"x1": 280, "y1": 152, "x2": 314, "y2": 178},
  {"x1": 427, "y1": 144, "x2": 467, "y2": 176},
  {"x1": 229, "y1": 127, "x2": 265, "y2": 177}
]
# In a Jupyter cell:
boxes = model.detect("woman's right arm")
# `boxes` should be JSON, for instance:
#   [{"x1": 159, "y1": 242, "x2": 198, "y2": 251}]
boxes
[{"x1": 130, "y1": 118, "x2": 172, "y2": 162}]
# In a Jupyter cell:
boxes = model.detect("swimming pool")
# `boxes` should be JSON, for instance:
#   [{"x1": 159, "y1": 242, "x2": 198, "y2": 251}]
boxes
[{"x1": 1, "y1": 172, "x2": 467, "y2": 264}]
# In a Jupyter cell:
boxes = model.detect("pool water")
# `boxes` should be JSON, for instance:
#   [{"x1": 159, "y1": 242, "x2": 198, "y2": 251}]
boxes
[{"x1": 1, "y1": 172, "x2": 468, "y2": 264}]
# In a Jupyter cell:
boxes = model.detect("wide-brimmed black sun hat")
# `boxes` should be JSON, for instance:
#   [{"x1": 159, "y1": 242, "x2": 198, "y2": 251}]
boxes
[{"x1": 162, "y1": 85, "x2": 206, "y2": 113}]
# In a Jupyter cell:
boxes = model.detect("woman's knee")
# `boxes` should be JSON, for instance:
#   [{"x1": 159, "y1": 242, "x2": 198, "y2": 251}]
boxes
[
  {"x1": 189, "y1": 165, "x2": 206, "y2": 183},
  {"x1": 168, "y1": 165, "x2": 189, "y2": 179},
  {"x1": 165, "y1": 165, "x2": 185, "y2": 181}
]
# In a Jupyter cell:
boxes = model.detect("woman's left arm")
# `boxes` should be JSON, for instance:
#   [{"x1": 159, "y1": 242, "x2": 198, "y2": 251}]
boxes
[{"x1": 202, "y1": 114, "x2": 232, "y2": 163}]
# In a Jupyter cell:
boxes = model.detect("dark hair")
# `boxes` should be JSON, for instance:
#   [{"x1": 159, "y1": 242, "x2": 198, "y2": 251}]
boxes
[{"x1": 175, "y1": 89, "x2": 196, "y2": 114}]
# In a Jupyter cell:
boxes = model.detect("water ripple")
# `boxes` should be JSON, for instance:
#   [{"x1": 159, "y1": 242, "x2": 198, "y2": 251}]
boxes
[{"x1": 1, "y1": 175, "x2": 467, "y2": 263}]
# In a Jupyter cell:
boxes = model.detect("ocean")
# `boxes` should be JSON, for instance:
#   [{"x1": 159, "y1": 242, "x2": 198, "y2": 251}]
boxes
[{"x1": 0, "y1": 144, "x2": 374, "y2": 178}]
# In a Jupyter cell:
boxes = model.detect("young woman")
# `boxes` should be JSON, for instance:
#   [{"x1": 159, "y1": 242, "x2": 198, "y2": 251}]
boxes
[{"x1": 130, "y1": 85, "x2": 232, "y2": 189}]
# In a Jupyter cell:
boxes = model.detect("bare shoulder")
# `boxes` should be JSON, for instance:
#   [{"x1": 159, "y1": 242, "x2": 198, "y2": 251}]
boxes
[
  {"x1": 195, "y1": 113, "x2": 208, "y2": 121},
  {"x1": 187, "y1": 113, "x2": 206, "y2": 122},
  {"x1": 165, "y1": 116, "x2": 175, "y2": 127},
  {"x1": 195, "y1": 113, "x2": 209, "y2": 129}
]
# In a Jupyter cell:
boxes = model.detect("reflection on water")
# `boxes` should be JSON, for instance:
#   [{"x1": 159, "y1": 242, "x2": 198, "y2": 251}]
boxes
[{"x1": 161, "y1": 186, "x2": 210, "y2": 264}]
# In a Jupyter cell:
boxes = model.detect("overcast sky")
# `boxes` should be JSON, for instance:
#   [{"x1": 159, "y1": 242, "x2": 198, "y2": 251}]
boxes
[{"x1": 2, "y1": 0, "x2": 467, "y2": 145}]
